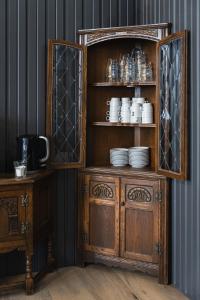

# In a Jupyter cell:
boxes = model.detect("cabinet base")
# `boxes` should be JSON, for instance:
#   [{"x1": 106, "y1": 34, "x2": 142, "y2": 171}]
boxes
[
  {"x1": 82, "y1": 251, "x2": 158, "y2": 277},
  {"x1": 0, "y1": 262, "x2": 56, "y2": 295}
]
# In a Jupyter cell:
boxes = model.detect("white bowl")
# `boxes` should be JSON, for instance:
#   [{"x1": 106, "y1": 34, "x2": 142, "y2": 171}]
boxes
[
  {"x1": 111, "y1": 158, "x2": 128, "y2": 162},
  {"x1": 111, "y1": 162, "x2": 128, "y2": 166},
  {"x1": 110, "y1": 148, "x2": 128, "y2": 152},
  {"x1": 129, "y1": 146, "x2": 149, "y2": 150}
]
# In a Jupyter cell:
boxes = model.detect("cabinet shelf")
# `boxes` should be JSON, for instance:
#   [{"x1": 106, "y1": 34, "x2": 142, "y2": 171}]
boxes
[
  {"x1": 91, "y1": 122, "x2": 157, "y2": 128},
  {"x1": 88, "y1": 81, "x2": 156, "y2": 87},
  {"x1": 84, "y1": 166, "x2": 158, "y2": 177}
]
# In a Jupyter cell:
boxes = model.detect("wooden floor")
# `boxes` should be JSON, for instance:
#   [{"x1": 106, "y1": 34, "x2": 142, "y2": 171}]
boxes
[{"x1": 0, "y1": 265, "x2": 188, "y2": 300}]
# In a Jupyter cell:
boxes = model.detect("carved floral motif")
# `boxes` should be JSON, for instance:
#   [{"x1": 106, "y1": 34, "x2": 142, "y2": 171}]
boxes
[
  {"x1": 127, "y1": 187, "x2": 151, "y2": 202},
  {"x1": 0, "y1": 198, "x2": 18, "y2": 215},
  {"x1": 91, "y1": 183, "x2": 114, "y2": 199},
  {"x1": 0, "y1": 198, "x2": 19, "y2": 234},
  {"x1": 86, "y1": 28, "x2": 159, "y2": 45}
]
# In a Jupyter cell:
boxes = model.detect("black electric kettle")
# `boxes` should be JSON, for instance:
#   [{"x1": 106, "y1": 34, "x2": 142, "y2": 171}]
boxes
[{"x1": 16, "y1": 135, "x2": 50, "y2": 171}]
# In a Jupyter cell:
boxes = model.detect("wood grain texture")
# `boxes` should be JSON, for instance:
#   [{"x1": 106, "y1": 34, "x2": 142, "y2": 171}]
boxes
[
  {"x1": 82, "y1": 175, "x2": 120, "y2": 257},
  {"x1": 0, "y1": 265, "x2": 188, "y2": 300},
  {"x1": 0, "y1": 171, "x2": 55, "y2": 294}
]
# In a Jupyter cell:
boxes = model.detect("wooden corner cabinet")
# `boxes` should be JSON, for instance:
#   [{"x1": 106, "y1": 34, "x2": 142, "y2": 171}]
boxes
[
  {"x1": 79, "y1": 168, "x2": 168, "y2": 283},
  {"x1": 0, "y1": 170, "x2": 55, "y2": 294},
  {"x1": 47, "y1": 23, "x2": 188, "y2": 284}
]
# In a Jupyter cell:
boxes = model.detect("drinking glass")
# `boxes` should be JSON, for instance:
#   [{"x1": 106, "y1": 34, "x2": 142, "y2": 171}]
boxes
[{"x1": 13, "y1": 161, "x2": 27, "y2": 179}]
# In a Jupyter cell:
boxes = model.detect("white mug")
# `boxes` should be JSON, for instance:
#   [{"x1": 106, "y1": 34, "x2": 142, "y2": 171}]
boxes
[{"x1": 107, "y1": 97, "x2": 121, "y2": 106}]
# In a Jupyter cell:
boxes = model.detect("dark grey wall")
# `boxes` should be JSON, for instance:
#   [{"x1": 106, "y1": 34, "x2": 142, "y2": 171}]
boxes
[
  {"x1": 0, "y1": 0, "x2": 134, "y2": 274},
  {"x1": 133, "y1": 1, "x2": 199, "y2": 300}
]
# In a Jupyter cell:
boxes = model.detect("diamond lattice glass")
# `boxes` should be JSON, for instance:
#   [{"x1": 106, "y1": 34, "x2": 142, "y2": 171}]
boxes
[
  {"x1": 52, "y1": 44, "x2": 83, "y2": 163},
  {"x1": 159, "y1": 39, "x2": 182, "y2": 172}
]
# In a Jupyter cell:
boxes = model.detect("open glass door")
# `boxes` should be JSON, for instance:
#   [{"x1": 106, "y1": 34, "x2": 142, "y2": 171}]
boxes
[
  {"x1": 157, "y1": 31, "x2": 188, "y2": 179},
  {"x1": 47, "y1": 40, "x2": 86, "y2": 169}
]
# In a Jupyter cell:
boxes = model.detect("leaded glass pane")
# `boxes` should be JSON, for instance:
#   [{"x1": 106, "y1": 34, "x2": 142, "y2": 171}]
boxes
[
  {"x1": 52, "y1": 44, "x2": 83, "y2": 163},
  {"x1": 159, "y1": 38, "x2": 182, "y2": 172}
]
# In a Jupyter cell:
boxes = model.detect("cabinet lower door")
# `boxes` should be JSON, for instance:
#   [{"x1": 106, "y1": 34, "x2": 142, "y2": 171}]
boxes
[
  {"x1": 82, "y1": 175, "x2": 119, "y2": 256},
  {"x1": 120, "y1": 178, "x2": 160, "y2": 264},
  {"x1": 0, "y1": 190, "x2": 27, "y2": 245}
]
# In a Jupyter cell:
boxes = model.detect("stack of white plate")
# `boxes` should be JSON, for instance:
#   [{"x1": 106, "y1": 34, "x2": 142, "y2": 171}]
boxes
[
  {"x1": 110, "y1": 148, "x2": 128, "y2": 167},
  {"x1": 128, "y1": 147, "x2": 149, "y2": 168}
]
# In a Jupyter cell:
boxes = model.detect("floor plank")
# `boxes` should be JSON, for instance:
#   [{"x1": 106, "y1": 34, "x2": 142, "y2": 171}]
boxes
[{"x1": 0, "y1": 265, "x2": 189, "y2": 300}]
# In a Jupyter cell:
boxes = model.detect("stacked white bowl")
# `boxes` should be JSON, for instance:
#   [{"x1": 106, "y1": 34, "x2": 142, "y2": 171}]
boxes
[
  {"x1": 120, "y1": 97, "x2": 131, "y2": 123},
  {"x1": 142, "y1": 102, "x2": 153, "y2": 123},
  {"x1": 110, "y1": 148, "x2": 128, "y2": 166},
  {"x1": 106, "y1": 97, "x2": 121, "y2": 122},
  {"x1": 128, "y1": 147, "x2": 149, "y2": 168}
]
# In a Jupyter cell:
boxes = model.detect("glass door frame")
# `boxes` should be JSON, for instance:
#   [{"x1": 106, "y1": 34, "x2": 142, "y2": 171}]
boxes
[
  {"x1": 46, "y1": 39, "x2": 87, "y2": 169},
  {"x1": 156, "y1": 31, "x2": 188, "y2": 180}
]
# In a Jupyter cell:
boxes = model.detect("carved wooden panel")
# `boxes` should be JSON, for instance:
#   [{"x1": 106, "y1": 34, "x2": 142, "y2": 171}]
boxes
[
  {"x1": 120, "y1": 178, "x2": 159, "y2": 264},
  {"x1": 127, "y1": 187, "x2": 152, "y2": 203},
  {"x1": 82, "y1": 174, "x2": 120, "y2": 257},
  {"x1": 0, "y1": 197, "x2": 19, "y2": 238},
  {"x1": 125, "y1": 209, "x2": 154, "y2": 256},
  {"x1": 89, "y1": 203, "x2": 115, "y2": 250},
  {"x1": 86, "y1": 29, "x2": 158, "y2": 44},
  {"x1": 125, "y1": 184, "x2": 153, "y2": 203},
  {"x1": 90, "y1": 181, "x2": 115, "y2": 200},
  {"x1": 80, "y1": 26, "x2": 169, "y2": 46}
]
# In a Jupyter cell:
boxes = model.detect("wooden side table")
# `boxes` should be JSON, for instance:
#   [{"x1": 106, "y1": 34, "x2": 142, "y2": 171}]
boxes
[{"x1": 0, "y1": 169, "x2": 55, "y2": 294}]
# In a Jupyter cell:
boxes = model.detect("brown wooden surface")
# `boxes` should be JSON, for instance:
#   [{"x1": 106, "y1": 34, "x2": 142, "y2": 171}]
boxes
[
  {"x1": 77, "y1": 24, "x2": 173, "y2": 285},
  {"x1": 86, "y1": 38, "x2": 157, "y2": 170},
  {"x1": 120, "y1": 177, "x2": 159, "y2": 264},
  {"x1": 80, "y1": 170, "x2": 168, "y2": 284},
  {"x1": 0, "y1": 170, "x2": 54, "y2": 186},
  {"x1": 92, "y1": 122, "x2": 157, "y2": 127},
  {"x1": 82, "y1": 174, "x2": 120, "y2": 257},
  {"x1": 0, "y1": 190, "x2": 26, "y2": 245},
  {"x1": 81, "y1": 166, "x2": 165, "y2": 179},
  {"x1": 159, "y1": 177, "x2": 169, "y2": 284},
  {"x1": 0, "y1": 171, "x2": 55, "y2": 295},
  {"x1": 78, "y1": 23, "x2": 171, "y2": 35},
  {"x1": 89, "y1": 81, "x2": 156, "y2": 86}
]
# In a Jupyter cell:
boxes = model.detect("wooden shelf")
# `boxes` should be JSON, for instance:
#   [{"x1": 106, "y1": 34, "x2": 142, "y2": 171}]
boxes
[
  {"x1": 83, "y1": 166, "x2": 163, "y2": 178},
  {"x1": 91, "y1": 122, "x2": 157, "y2": 128},
  {"x1": 88, "y1": 81, "x2": 156, "y2": 87}
]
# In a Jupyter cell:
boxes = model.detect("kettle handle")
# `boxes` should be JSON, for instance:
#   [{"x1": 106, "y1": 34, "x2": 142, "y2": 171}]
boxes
[{"x1": 39, "y1": 136, "x2": 50, "y2": 163}]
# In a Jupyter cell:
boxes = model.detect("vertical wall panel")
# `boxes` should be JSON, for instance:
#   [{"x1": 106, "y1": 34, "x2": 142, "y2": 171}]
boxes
[
  {"x1": 83, "y1": 0, "x2": 93, "y2": 29},
  {"x1": 0, "y1": 0, "x2": 7, "y2": 172},
  {"x1": 133, "y1": 1, "x2": 200, "y2": 299},
  {"x1": 127, "y1": 0, "x2": 134, "y2": 26},
  {"x1": 110, "y1": 0, "x2": 118, "y2": 27},
  {"x1": 75, "y1": 0, "x2": 83, "y2": 40},
  {"x1": 36, "y1": 0, "x2": 46, "y2": 135},
  {"x1": 27, "y1": 0, "x2": 37, "y2": 134},
  {"x1": 55, "y1": 0, "x2": 64, "y2": 39},
  {"x1": 7, "y1": 0, "x2": 18, "y2": 169},
  {"x1": 92, "y1": 0, "x2": 101, "y2": 28},
  {"x1": 17, "y1": 0, "x2": 27, "y2": 136},
  {"x1": 118, "y1": 0, "x2": 128, "y2": 26},
  {"x1": 65, "y1": 0, "x2": 75, "y2": 40},
  {"x1": 101, "y1": 0, "x2": 111, "y2": 27}
]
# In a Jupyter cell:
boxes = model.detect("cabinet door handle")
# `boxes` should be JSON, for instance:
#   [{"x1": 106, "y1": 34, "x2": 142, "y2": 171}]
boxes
[{"x1": 121, "y1": 201, "x2": 125, "y2": 206}]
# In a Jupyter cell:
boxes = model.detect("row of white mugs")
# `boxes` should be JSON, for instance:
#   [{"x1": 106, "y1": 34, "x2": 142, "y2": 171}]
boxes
[{"x1": 106, "y1": 97, "x2": 153, "y2": 124}]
